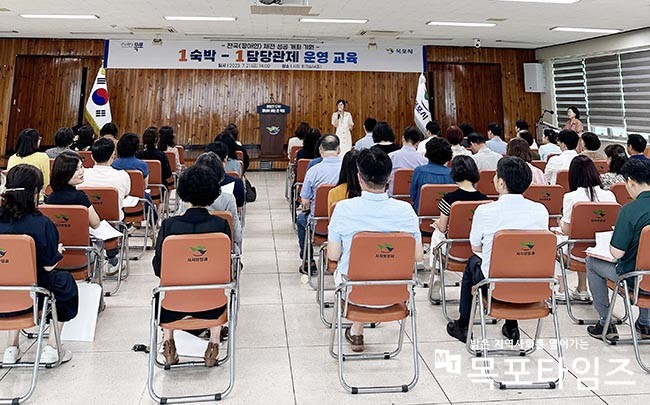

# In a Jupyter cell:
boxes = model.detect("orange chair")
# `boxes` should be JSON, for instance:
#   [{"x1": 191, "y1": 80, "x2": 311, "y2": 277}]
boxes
[
  {"x1": 225, "y1": 171, "x2": 240, "y2": 179},
  {"x1": 524, "y1": 184, "x2": 564, "y2": 226},
  {"x1": 555, "y1": 169, "x2": 569, "y2": 191},
  {"x1": 210, "y1": 210, "x2": 242, "y2": 274},
  {"x1": 0, "y1": 235, "x2": 66, "y2": 403},
  {"x1": 147, "y1": 233, "x2": 237, "y2": 402},
  {"x1": 476, "y1": 170, "x2": 498, "y2": 198},
  {"x1": 429, "y1": 201, "x2": 491, "y2": 322},
  {"x1": 125, "y1": 170, "x2": 157, "y2": 259},
  {"x1": 603, "y1": 226, "x2": 650, "y2": 372},
  {"x1": 49, "y1": 159, "x2": 55, "y2": 172},
  {"x1": 144, "y1": 160, "x2": 169, "y2": 218},
  {"x1": 304, "y1": 184, "x2": 336, "y2": 290},
  {"x1": 175, "y1": 145, "x2": 185, "y2": 165},
  {"x1": 291, "y1": 159, "x2": 311, "y2": 224},
  {"x1": 556, "y1": 202, "x2": 621, "y2": 324},
  {"x1": 466, "y1": 230, "x2": 564, "y2": 389},
  {"x1": 392, "y1": 168, "x2": 414, "y2": 204},
  {"x1": 328, "y1": 232, "x2": 418, "y2": 394},
  {"x1": 78, "y1": 150, "x2": 94, "y2": 168},
  {"x1": 610, "y1": 183, "x2": 633, "y2": 205},
  {"x1": 285, "y1": 145, "x2": 303, "y2": 201},
  {"x1": 531, "y1": 160, "x2": 547, "y2": 172},
  {"x1": 593, "y1": 160, "x2": 609, "y2": 174}
]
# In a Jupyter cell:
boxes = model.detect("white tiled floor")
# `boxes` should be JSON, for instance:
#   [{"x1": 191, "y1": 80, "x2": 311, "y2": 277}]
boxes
[{"x1": 1, "y1": 171, "x2": 648, "y2": 404}]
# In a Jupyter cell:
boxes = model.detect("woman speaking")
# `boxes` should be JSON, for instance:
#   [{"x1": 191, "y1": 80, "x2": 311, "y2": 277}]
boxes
[{"x1": 331, "y1": 99, "x2": 354, "y2": 155}]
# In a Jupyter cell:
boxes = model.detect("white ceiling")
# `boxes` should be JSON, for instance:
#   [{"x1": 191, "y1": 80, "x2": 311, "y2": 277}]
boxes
[{"x1": 0, "y1": 0, "x2": 649, "y2": 49}]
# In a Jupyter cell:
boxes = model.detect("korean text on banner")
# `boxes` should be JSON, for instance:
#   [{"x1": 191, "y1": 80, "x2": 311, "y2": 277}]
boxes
[{"x1": 414, "y1": 73, "x2": 432, "y2": 135}]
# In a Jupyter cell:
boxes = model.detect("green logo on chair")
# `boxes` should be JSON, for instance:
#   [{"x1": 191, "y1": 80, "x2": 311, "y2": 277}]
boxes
[
  {"x1": 593, "y1": 210, "x2": 606, "y2": 218},
  {"x1": 541, "y1": 191, "x2": 551, "y2": 198},
  {"x1": 54, "y1": 214, "x2": 69, "y2": 223},
  {"x1": 520, "y1": 241, "x2": 535, "y2": 251},
  {"x1": 0, "y1": 248, "x2": 6, "y2": 257},
  {"x1": 190, "y1": 245, "x2": 207, "y2": 256},
  {"x1": 377, "y1": 243, "x2": 394, "y2": 254},
  {"x1": 90, "y1": 194, "x2": 102, "y2": 202}
]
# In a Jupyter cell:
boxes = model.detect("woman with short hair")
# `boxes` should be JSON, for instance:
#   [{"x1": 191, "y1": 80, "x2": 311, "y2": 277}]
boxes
[
  {"x1": 507, "y1": 138, "x2": 546, "y2": 184},
  {"x1": 445, "y1": 126, "x2": 471, "y2": 157},
  {"x1": 46, "y1": 127, "x2": 74, "y2": 159}
]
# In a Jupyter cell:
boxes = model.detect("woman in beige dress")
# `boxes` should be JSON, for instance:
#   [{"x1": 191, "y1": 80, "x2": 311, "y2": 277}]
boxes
[{"x1": 331, "y1": 99, "x2": 354, "y2": 155}]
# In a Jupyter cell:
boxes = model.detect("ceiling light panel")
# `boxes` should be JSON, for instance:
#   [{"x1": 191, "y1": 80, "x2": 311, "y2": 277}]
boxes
[
  {"x1": 551, "y1": 26, "x2": 621, "y2": 34},
  {"x1": 20, "y1": 14, "x2": 99, "y2": 19},
  {"x1": 427, "y1": 21, "x2": 496, "y2": 27},
  {"x1": 163, "y1": 16, "x2": 237, "y2": 22},
  {"x1": 299, "y1": 18, "x2": 368, "y2": 24}
]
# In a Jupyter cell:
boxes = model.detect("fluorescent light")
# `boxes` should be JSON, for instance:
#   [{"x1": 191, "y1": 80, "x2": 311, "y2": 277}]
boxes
[
  {"x1": 299, "y1": 18, "x2": 367, "y2": 24},
  {"x1": 497, "y1": 0, "x2": 579, "y2": 3},
  {"x1": 20, "y1": 14, "x2": 99, "y2": 19},
  {"x1": 427, "y1": 21, "x2": 496, "y2": 28},
  {"x1": 551, "y1": 26, "x2": 621, "y2": 34},
  {"x1": 164, "y1": 16, "x2": 237, "y2": 22}
]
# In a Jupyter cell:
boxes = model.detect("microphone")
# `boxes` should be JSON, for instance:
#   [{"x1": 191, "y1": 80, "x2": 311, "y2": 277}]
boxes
[
  {"x1": 338, "y1": 113, "x2": 341, "y2": 120},
  {"x1": 544, "y1": 109, "x2": 555, "y2": 115}
]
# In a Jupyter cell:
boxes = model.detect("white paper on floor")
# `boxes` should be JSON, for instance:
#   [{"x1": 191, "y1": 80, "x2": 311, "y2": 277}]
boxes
[
  {"x1": 158, "y1": 330, "x2": 208, "y2": 358},
  {"x1": 61, "y1": 282, "x2": 102, "y2": 342}
]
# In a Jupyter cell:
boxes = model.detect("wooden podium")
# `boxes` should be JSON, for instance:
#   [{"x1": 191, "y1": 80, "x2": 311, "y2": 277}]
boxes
[{"x1": 257, "y1": 103, "x2": 290, "y2": 159}]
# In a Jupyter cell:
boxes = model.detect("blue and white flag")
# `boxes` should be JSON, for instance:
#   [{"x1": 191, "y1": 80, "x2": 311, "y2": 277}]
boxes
[
  {"x1": 414, "y1": 73, "x2": 432, "y2": 135},
  {"x1": 84, "y1": 67, "x2": 112, "y2": 134}
]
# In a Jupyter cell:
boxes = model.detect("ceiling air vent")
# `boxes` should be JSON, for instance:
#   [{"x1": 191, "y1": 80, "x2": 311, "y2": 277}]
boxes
[
  {"x1": 129, "y1": 26, "x2": 177, "y2": 34},
  {"x1": 358, "y1": 30, "x2": 401, "y2": 37},
  {"x1": 251, "y1": 0, "x2": 313, "y2": 15}
]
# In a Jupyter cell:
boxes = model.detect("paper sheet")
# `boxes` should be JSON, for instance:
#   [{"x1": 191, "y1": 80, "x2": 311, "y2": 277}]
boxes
[
  {"x1": 89, "y1": 220, "x2": 123, "y2": 241},
  {"x1": 158, "y1": 330, "x2": 209, "y2": 358},
  {"x1": 122, "y1": 195, "x2": 139, "y2": 208},
  {"x1": 585, "y1": 231, "x2": 615, "y2": 263},
  {"x1": 61, "y1": 282, "x2": 102, "y2": 342},
  {"x1": 221, "y1": 182, "x2": 235, "y2": 195}
]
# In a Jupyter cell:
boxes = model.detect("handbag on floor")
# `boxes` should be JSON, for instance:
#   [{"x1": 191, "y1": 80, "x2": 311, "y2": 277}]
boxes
[{"x1": 245, "y1": 178, "x2": 257, "y2": 202}]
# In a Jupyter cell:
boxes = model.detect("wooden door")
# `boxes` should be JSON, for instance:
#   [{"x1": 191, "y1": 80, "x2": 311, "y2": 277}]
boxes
[
  {"x1": 7, "y1": 56, "x2": 103, "y2": 154},
  {"x1": 428, "y1": 63, "x2": 504, "y2": 136}
]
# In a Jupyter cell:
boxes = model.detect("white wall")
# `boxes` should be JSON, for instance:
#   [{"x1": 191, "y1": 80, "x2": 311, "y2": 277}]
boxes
[{"x1": 535, "y1": 28, "x2": 650, "y2": 126}]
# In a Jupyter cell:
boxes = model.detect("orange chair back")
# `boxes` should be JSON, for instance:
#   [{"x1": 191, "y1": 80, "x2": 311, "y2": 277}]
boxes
[
  {"x1": 567, "y1": 202, "x2": 621, "y2": 259},
  {"x1": 78, "y1": 187, "x2": 121, "y2": 221},
  {"x1": 531, "y1": 160, "x2": 546, "y2": 171},
  {"x1": 125, "y1": 170, "x2": 146, "y2": 221},
  {"x1": 235, "y1": 150, "x2": 244, "y2": 161},
  {"x1": 636, "y1": 226, "x2": 650, "y2": 292},
  {"x1": 556, "y1": 170, "x2": 569, "y2": 190},
  {"x1": 175, "y1": 145, "x2": 185, "y2": 165},
  {"x1": 593, "y1": 160, "x2": 609, "y2": 174},
  {"x1": 0, "y1": 235, "x2": 38, "y2": 315},
  {"x1": 144, "y1": 160, "x2": 163, "y2": 201},
  {"x1": 476, "y1": 171, "x2": 497, "y2": 197},
  {"x1": 447, "y1": 201, "x2": 491, "y2": 259},
  {"x1": 49, "y1": 159, "x2": 55, "y2": 172},
  {"x1": 295, "y1": 159, "x2": 311, "y2": 183},
  {"x1": 489, "y1": 230, "x2": 556, "y2": 304},
  {"x1": 209, "y1": 210, "x2": 235, "y2": 250},
  {"x1": 165, "y1": 151, "x2": 178, "y2": 171},
  {"x1": 392, "y1": 168, "x2": 414, "y2": 203},
  {"x1": 523, "y1": 184, "x2": 564, "y2": 217},
  {"x1": 347, "y1": 232, "x2": 415, "y2": 306},
  {"x1": 313, "y1": 184, "x2": 335, "y2": 235},
  {"x1": 610, "y1": 183, "x2": 632, "y2": 205},
  {"x1": 40, "y1": 204, "x2": 90, "y2": 272},
  {"x1": 417, "y1": 184, "x2": 459, "y2": 232},
  {"x1": 160, "y1": 233, "x2": 231, "y2": 313},
  {"x1": 78, "y1": 151, "x2": 94, "y2": 168},
  {"x1": 289, "y1": 146, "x2": 301, "y2": 163},
  {"x1": 225, "y1": 171, "x2": 240, "y2": 178}
]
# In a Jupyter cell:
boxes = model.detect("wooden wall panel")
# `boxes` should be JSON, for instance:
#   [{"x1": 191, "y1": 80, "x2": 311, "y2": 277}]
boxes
[{"x1": 427, "y1": 47, "x2": 541, "y2": 140}]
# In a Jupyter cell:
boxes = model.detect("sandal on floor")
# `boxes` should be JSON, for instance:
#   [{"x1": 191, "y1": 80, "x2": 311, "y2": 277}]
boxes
[
  {"x1": 162, "y1": 340, "x2": 179, "y2": 367},
  {"x1": 204, "y1": 342, "x2": 219, "y2": 367}
]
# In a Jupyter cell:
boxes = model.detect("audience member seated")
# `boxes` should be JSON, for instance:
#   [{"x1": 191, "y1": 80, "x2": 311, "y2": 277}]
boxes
[
  {"x1": 627, "y1": 134, "x2": 649, "y2": 161},
  {"x1": 327, "y1": 148, "x2": 423, "y2": 352},
  {"x1": 158, "y1": 126, "x2": 182, "y2": 173},
  {"x1": 306, "y1": 133, "x2": 326, "y2": 170},
  {"x1": 517, "y1": 130, "x2": 540, "y2": 158},
  {"x1": 410, "y1": 137, "x2": 453, "y2": 212},
  {"x1": 46, "y1": 127, "x2": 74, "y2": 159},
  {"x1": 135, "y1": 126, "x2": 173, "y2": 187},
  {"x1": 0, "y1": 164, "x2": 78, "y2": 365},
  {"x1": 224, "y1": 123, "x2": 250, "y2": 171},
  {"x1": 215, "y1": 131, "x2": 243, "y2": 176},
  {"x1": 152, "y1": 165, "x2": 231, "y2": 367},
  {"x1": 296, "y1": 135, "x2": 342, "y2": 274},
  {"x1": 327, "y1": 150, "x2": 361, "y2": 216},
  {"x1": 458, "y1": 122, "x2": 474, "y2": 147},
  {"x1": 469, "y1": 132, "x2": 502, "y2": 171},
  {"x1": 545, "y1": 129, "x2": 580, "y2": 185},
  {"x1": 295, "y1": 128, "x2": 321, "y2": 161},
  {"x1": 388, "y1": 126, "x2": 427, "y2": 195},
  {"x1": 72, "y1": 125, "x2": 95, "y2": 152},
  {"x1": 287, "y1": 121, "x2": 310, "y2": 156},
  {"x1": 205, "y1": 142, "x2": 245, "y2": 208},
  {"x1": 556, "y1": 156, "x2": 616, "y2": 302},
  {"x1": 515, "y1": 119, "x2": 529, "y2": 136},
  {"x1": 485, "y1": 122, "x2": 507, "y2": 155},
  {"x1": 8, "y1": 128, "x2": 51, "y2": 188},
  {"x1": 539, "y1": 129, "x2": 561, "y2": 161},
  {"x1": 100, "y1": 122, "x2": 119, "y2": 146},
  {"x1": 507, "y1": 138, "x2": 546, "y2": 184},
  {"x1": 371, "y1": 122, "x2": 400, "y2": 155},
  {"x1": 601, "y1": 144, "x2": 628, "y2": 190},
  {"x1": 446, "y1": 156, "x2": 549, "y2": 344},
  {"x1": 586, "y1": 159, "x2": 650, "y2": 341},
  {"x1": 354, "y1": 117, "x2": 377, "y2": 151},
  {"x1": 417, "y1": 121, "x2": 441, "y2": 155},
  {"x1": 580, "y1": 132, "x2": 606, "y2": 161},
  {"x1": 446, "y1": 126, "x2": 472, "y2": 158}
]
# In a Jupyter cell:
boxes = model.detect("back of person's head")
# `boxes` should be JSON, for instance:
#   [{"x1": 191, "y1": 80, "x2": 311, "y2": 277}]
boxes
[
  {"x1": 403, "y1": 126, "x2": 423, "y2": 145},
  {"x1": 91, "y1": 137, "x2": 115, "y2": 164},
  {"x1": 205, "y1": 141, "x2": 229, "y2": 162},
  {"x1": 581, "y1": 132, "x2": 601, "y2": 152},
  {"x1": 516, "y1": 119, "x2": 529, "y2": 131},
  {"x1": 76, "y1": 125, "x2": 95, "y2": 149},
  {"x1": 517, "y1": 130, "x2": 534, "y2": 147},
  {"x1": 507, "y1": 138, "x2": 533, "y2": 163},
  {"x1": 320, "y1": 134, "x2": 340, "y2": 152},
  {"x1": 142, "y1": 126, "x2": 158, "y2": 150},
  {"x1": 544, "y1": 129, "x2": 558, "y2": 145},
  {"x1": 54, "y1": 127, "x2": 74, "y2": 148},
  {"x1": 51, "y1": 151, "x2": 82, "y2": 192},
  {"x1": 158, "y1": 126, "x2": 176, "y2": 151},
  {"x1": 225, "y1": 123, "x2": 239, "y2": 141},
  {"x1": 195, "y1": 151, "x2": 225, "y2": 183},
  {"x1": 459, "y1": 123, "x2": 474, "y2": 137},
  {"x1": 450, "y1": 155, "x2": 480, "y2": 184},
  {"x1": 568, "y1": 155, "x2": 602, "y2": 198},
  {"x1": 445, "y1": 126, "x2": 464, "y2": 146},
  {"x1": 372, "y1": 122, "x2": 395, "y2": 143},
  {"x1": 357, "y1": 148, "x2": 392, "y2": 188},
  {"x1": 467, "y1": 132, "x2": 486, "y2": 146},
  {"x1": 0, "y1": 164, "x2": 43, "y2": 222},
  {"x1": 100, "y1": 122, "x2": 118, "y2": 137},
  {"x1": 604, "y1": 144, "x2": 628, "y2": 174},
  {"x1": 337, "y1": 150, "x2": 361, "y2": 198},
  {"x1": 487, "y1": 122, "x2": 503, "y2": 139},
  {"x1": 496, "y1": 156, "x2": 532, "y2": 194},
  {"x1": 627, "y1": 134, "x2": 647, "y2": 154},
  {"x1": 426, "y1": 120, "x2": 441, "y2": 136},
  {"x1": 621, "y1": 158, "x2": 650, "y2": 185},
  {"x1": 425, "y1": 137, "x2": 453, "y2": 165},
  {"x1": 363, "y1": 117, "x2": 377, "y2": 133},
  {"x1": 558, "y1": 129, "x2": 580, "y2": 150},
  {"x1": 116, "y1": 133, "x2": 140, "y2": 158},
  {"x1": 177, "y1": 165, "x2": 221, "y2": 207},
  {"x1": 217, "y1": 131, "x2": 239, "y2": 160},
  {"x1": 294, "y1": 121, "x2": 310, "y2": 140},
  {"x1": 15, "y1": 128, "x2": 41, "y2": 158},
  {"x1": 301, "y1": 128, "x2": 321, "y2": 159}
]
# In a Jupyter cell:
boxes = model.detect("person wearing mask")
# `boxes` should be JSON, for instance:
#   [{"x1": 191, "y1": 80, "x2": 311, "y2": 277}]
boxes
[
  {"x1": 417, "y1": 121, "x2": 441, "y2": 155},
  {"x1": 46, "y1": 127, "x2": 74, "y2": 159},
  {"x1": 485, "y1": 122, "x2": 507, "y2": 156},
  {"x1": 469, "y1": 133, "x2": 502, "y2": 171},
  {"x1": 410, "y1": 137, "x2": 454, "y2": 212},
  {"x1": 580, "y1": 132, "x2": 606, "y2": 161},
  {"x1": 507, "y1": 138, "x2": 546, "y2": 185},
  {"x1": 371, "y1": 122, "x2": 400, "y2": 155},
  {"x1": 600, "y1": 144, "x2": 628, "y2": 190},
  {"x1": 544, "y1": 129, "x2": 580, "y2": 185},
  {"x1": 388, "y1": 126, "x2": 427, "y2": 195},
  {"x1": 354, "y1": 117, "x2": 378, "y2": 151},
  {"x1": 539, "y1": 129, "x2": 561, "y2": 162},
  {"x1": 8, "y1": 128, "x2": 51, "y2": 188},
  {"x1": 331, "y1": 99, "x2": 354, "y2": 155},
  {"x1": 627, "y1": 134, "x2": 649, "y2": 161},
  {"x1": 327, "y1": 150, "x2": 361, "y2": 217}
]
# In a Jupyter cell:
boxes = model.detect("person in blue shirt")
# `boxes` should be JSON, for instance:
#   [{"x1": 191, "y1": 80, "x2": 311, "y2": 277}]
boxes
[
  {"x1": 485, "y1": 122, "x2": 507, "y2": 156},
  {"x1": 627, "y1": 134, "x2": 649, "y2": 161},
  {"x1": 410, "y1": 137, "x2": 454, "y2": 212},
  {"x1": 353, "y1": 117, "x2": 378, "y2": 151}
]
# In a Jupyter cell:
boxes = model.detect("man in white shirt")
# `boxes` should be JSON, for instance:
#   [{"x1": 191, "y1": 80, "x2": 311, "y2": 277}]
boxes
[
  {"x1": 388, "y1": 126, "x2": 428, "y2": 195},
  {"x1": 468, "y1": 133, "x2": 502, "y2": 171},
  {"x1": 417, "y1": 121, "x2": 441, "y2": 155},
  {"x1": 447, "y1": 156, "x2": 549, "y2": 344},
  {"x1": 485, "y1": 122, "x2": 507, "y2": 155},
  {"x1": 544, "y1": 129, "x2": 579, "y2": 185},
  {"x1": 353, "y1": 117, "x2": 377, "y2": 151}
]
